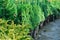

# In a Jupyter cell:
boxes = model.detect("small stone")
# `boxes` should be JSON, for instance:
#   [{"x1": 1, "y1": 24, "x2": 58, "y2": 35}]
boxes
[
  {"x1": 43, "y1": 29, "x2": 47, "y2": 32},
  {"x1": 38, "y1": 35, "x2": 41, "y2": 37}
]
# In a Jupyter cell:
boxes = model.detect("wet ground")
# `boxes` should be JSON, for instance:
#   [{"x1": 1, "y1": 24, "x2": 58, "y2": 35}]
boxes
[{"x1": 37, "y1": 19, "x2": 60, "y2": 40}]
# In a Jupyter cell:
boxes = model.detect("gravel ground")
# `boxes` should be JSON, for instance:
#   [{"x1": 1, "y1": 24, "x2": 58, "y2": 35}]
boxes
[{"x1": 37, "y1": 19, "x2": 60, "y2": 40}]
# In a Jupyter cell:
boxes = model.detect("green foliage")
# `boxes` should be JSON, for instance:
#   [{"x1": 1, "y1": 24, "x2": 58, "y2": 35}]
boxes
[
  {"x1": 5, "y1": 0, "x2": 17, "y2": 20},
  {"x1": 49, "y1": 0, "x2": 60, "y2": 9},
  {"x1": 0, "y1": 0, "x2": 60, "y2": 40},
  {"x1": 29, "y1": 4, "x2": 45, "y2": 29},
  {"x1": 49, "y1": 0, "x2": 60, "y2": 16}
]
